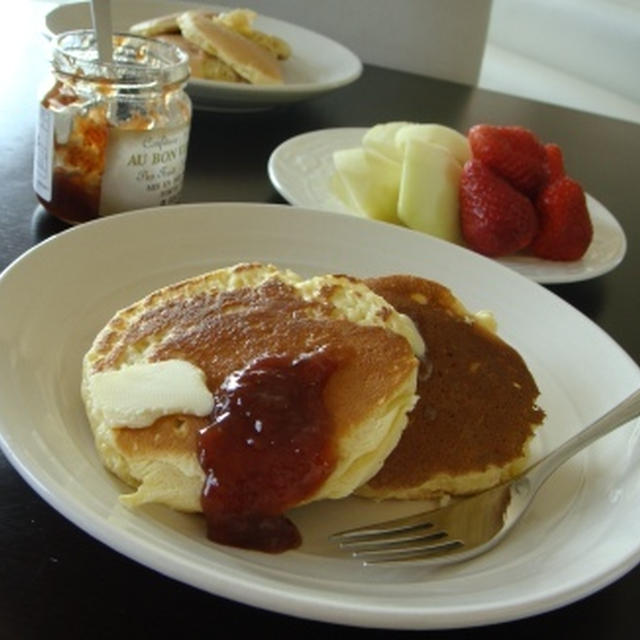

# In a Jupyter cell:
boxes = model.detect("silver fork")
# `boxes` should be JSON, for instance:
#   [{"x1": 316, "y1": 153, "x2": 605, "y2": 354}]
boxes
[{"x1": 331, "y1": 387, "x2": 640, "y2": 565}]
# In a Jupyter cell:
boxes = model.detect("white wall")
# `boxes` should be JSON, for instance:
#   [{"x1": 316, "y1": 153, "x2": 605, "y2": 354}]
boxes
[
  {"x1": 487, "y1": 0, "x2": 640, "y2": 105},
  {"x1": 480, "y1": 0, "x2": 640, "y2": 123}
]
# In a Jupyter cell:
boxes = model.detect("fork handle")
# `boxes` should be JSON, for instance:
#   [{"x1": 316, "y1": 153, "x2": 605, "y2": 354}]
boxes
[{"x1": 526, "y1": 387, "x2": 640, "y2": 492}]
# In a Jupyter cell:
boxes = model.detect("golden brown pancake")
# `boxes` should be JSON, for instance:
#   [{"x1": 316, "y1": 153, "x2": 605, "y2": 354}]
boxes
[
  {"x1": 358, "y1": 275, "x2": 545, "y2": 500},
  {"x1": 154, "y1": 34, "x2": 243, "y2": 82},
  {"x1": 128, "y1": 12, "x2": 184, "y2": 37},
  {"x1": 130, "y1": 10, "x2": 290, "y2": 85},
  {"x1": 177, "y1": 11, "x2": 283, "y2": 85},
  {"x1": 82, "y1": 264, "x2": 423, "y2": 515},
  {"x1": 214, "y1": 9, "x2": 292, "y2": 60}
]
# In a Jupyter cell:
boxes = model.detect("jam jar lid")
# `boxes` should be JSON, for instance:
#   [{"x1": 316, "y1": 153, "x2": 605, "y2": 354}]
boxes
[{"x1": 51, "y1": 30, "x2": 190, "y2": 91}]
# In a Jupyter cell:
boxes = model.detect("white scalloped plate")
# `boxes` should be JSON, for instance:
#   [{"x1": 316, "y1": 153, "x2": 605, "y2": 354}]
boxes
[
  {"x1": 0, "y1": 203, "x2": 639, "y2": 629},
  {"x1": 268, "y1": 128, "x2": 627, "y2": 283}
]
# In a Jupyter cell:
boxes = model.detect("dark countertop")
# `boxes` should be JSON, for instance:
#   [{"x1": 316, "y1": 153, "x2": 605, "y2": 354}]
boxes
[{"x1": 1, "y1": 4, "x2": 639, "y2": 638}]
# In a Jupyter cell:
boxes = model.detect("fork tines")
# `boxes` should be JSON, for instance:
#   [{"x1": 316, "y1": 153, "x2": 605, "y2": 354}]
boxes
[{"x1": 330, "y1": 517, "x2": 463, "y2": 564}]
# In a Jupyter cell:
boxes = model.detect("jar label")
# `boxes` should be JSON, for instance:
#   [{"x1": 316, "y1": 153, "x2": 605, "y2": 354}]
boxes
[
  {"x1": 33, "y1": 104, "x2": 55, "y2": 202},
  {"x1": 98, "y1": 125, "x2": 190, "y2": 216}
]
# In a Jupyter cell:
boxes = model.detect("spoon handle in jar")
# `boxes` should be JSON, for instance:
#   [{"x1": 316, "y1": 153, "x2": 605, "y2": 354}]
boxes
[{"x1": 90, "y1": 0, "x2": 113, "y2": 63}]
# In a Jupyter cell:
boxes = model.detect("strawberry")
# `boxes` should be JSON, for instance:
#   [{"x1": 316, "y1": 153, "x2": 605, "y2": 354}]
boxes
[
  {"x1": 460, "y1": 159, "x2": 539, "y2": 257},
  {"x1": 468, "y1": 124, "x2": 547, "y2": 196},
  {"x1": 542, "y1": 143, "x2": 565, "y2": 184},
  {"x1": 531, "y1": 176, "x2": 593, "y2": 261}
]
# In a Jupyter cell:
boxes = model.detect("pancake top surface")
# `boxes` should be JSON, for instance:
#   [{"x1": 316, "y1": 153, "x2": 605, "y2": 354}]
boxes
[
  {"x1": 363, "y1": 274, "x2": 545, "y2": 495},
  {"x1": 87, "y1": 264, "x2": 417, "y2": 431}
]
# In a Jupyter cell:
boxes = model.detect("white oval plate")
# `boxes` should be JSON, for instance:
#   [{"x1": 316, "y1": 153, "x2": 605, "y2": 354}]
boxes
[
  {"x1": 0, "y1": 203, "x2": 639, "y2": 629},
  {"x1": 268, "y1": 128, "x2": 627, "y2": 283},
  {"x1": 44, "y1": 1, "x2": 362, "y2": 111}
]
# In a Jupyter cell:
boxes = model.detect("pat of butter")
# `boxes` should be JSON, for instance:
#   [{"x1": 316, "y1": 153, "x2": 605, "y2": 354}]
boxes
[{"x1": 88, "y1": 359, "x2": 214, "y2": 429}]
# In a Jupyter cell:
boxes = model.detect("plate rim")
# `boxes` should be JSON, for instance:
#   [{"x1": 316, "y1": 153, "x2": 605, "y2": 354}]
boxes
[
  {"x1": 267, "y1": 127, "x2": 628, "y2": 284},
  {"x1": 1, "y1": 202, "x2": 639, "y2": 630}
]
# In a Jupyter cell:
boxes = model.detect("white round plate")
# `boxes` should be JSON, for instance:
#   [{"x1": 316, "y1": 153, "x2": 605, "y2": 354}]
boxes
[
  {"x1": 268, "y1": 128, "x2": 627, "y2": 283},
  {"x1": 1, "y1": 203, "x2": 639, "y2": 630},
  {"x1": 44, "y1": 1, "x2": 362, "y2": 111}
]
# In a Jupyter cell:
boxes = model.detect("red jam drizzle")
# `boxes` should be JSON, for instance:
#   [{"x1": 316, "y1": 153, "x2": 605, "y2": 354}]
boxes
[{"x1": 197, "y1": 350, "x2": 338, "y2": 553}]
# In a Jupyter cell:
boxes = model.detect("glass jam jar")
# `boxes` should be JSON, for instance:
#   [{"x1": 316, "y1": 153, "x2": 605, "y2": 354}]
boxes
[{"x1": 34, "y1": 30, "x2": 192, "y2": 224}]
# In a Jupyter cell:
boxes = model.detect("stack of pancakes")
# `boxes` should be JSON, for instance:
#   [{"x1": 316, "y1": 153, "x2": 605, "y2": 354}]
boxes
[
  {"x1": 130, "y1": 9, "x2": 290, "y2": 84},
  {"x1": 82, "y1": 262, "x2": 544, "y2": 550},
  {"x1": 82, "y1": 263, "x2": 424, "y2": 512}
]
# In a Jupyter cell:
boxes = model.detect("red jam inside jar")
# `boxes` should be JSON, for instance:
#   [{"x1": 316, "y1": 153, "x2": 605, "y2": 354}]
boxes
[
  {"x1": 34, "y1": 31, "x2": 191, "y2": 224},
  {"x1": 35, "y1": 92, "x2": 109, "y2": 223}
]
